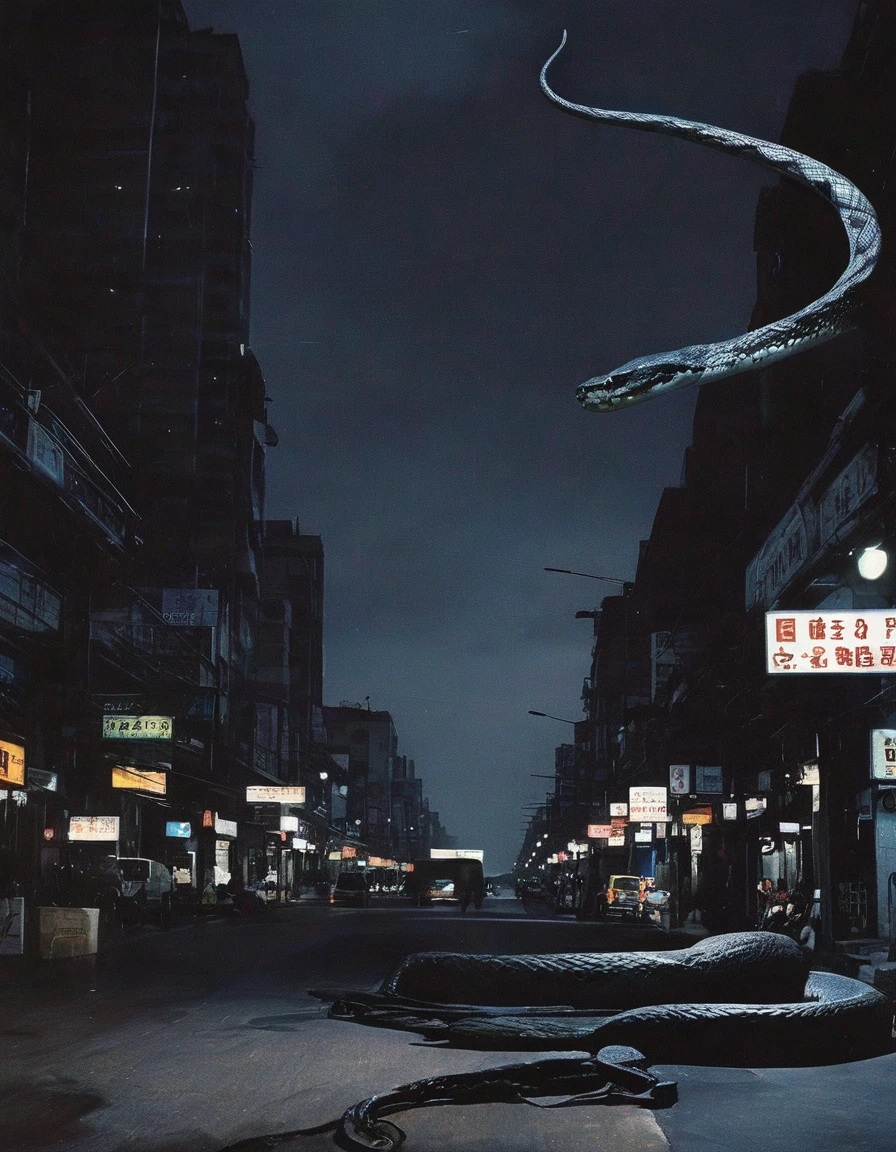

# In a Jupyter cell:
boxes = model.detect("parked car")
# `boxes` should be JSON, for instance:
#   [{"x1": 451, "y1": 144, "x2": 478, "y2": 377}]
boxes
[
  {"x1": 329, "y1": 871, "x2": 370, "y2": 907},
  {"x1": 604, "y1": 874, "x2": 644, "y2": 919},
  {"x1": 117, "y1": 857, "x2": 174, "y2": 927}
]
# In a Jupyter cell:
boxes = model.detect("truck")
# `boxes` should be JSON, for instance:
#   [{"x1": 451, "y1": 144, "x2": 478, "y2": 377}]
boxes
[{"x1": 402, "y1": 857, "x2": 485, "y2": 911}]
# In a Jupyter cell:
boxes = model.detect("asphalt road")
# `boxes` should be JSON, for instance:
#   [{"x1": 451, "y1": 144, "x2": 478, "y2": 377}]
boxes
[
  {"x1": 2, "y1": 897, "x2": 895, "y2": 1152},
  {"x1": 0, "y1": 897, "x2": 677, "y2": 1152}
]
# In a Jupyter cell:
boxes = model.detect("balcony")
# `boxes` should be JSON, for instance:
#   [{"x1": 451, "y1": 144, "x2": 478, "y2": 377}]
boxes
[
  {"x1": 0, "y1": 539, "x2": 63, "y2": 637},
  {"x1": 0, "y1": 369, "x2": 135, "y2": 549}
]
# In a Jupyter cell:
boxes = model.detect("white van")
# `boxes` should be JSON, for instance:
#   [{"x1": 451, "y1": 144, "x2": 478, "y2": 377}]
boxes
[{"x1": 117, "y1": 857, "x2": 174, "y2": 926}]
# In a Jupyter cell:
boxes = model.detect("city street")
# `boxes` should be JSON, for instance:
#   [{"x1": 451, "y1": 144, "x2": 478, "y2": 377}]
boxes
[{"x1": 2, "y1": 898, "x2": 896, "y2": 1152}]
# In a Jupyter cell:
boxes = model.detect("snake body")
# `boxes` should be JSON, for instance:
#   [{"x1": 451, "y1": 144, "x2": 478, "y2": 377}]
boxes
[
  {"x1": 321, "y1": 933, "x2": 892, "y2": 1065},
  {"x1": 541, "y1": 32, "x2": 881, "y2": 411}
]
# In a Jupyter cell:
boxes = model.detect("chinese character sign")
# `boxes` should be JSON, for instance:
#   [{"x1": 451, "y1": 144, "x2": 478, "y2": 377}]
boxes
[
  {"x1": 102, "y1": 715, "x2": 173, "y2": 739},
  {"x1": 629, "y1": 786, "x2": 668, "y2": 822},
  {"x1": 587, "y1": 824, "x2": 612, "y2": 839},
  {"x1": 69, "y1": 816, "x2": 120, "y2": 842},
  {"x1": 766, "y1": 611, "x2": 896, "y2": 674},
  {"x1": 245, "y1": 786, "x2": 306, "y2": 804},
  {"x1": 871, "y1": 730, "x2": 896, "y2": 781}
]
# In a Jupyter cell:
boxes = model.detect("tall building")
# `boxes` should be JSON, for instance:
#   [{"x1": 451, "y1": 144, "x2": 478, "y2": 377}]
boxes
[{"x1": 1, "y1": 0, "x2": 279, "y2": 897}]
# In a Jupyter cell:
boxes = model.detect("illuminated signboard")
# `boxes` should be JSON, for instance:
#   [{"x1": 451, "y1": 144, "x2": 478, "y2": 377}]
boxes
[
  {"x1": 102, "y1": 715, "x2": 172, "y2": 739},
  {"x1": 430, "y1": 849, "x2": 484, "y2": 861},
  {"x1": 766, "y1": 610, "x2": 896, "y2": 674},
  {"x1": 587, "y1": 824, "x2": 612, "y2": 839},
  {"x1": 629, "y1": 786, "x2": 668, "y2": 822},
  {"x1": 0, "y1": 738, "x2": 25, "y2": 787},
  {"x1": 166, "y1": 822, "x2": 192, "y2": 838},
  {"x1": 607, "y1": 834, "x2": 626, "y2": 847},
  {"x1": 111, "y1": 766, "x2": 167, "y2": 795},
  {"x1": 669, "y1": 764, "x2": 690, "y2": 795},
  {"x1": 634, "y1": 828, "x2": 652, "y2": 843},
  {"x1": 609, "y1": 803, "x2": 628, "y2": 817},
  {"x1": 292, "y1": 837, "x2": 309, "y2": 850},
  {"x1": 214, "y1": 816, "x2": 237, "y2": 837},
  {"x1": 245, "y1": 786, "x2": 306, "y2": 804},
  {"x1": 69, "y1": 815, "x2": 119, "y2": 842},
  {"x1": 682, "y1": 807, "x2": 713, "y2": 826},
  {"x1": 871, "y1": 730, "x2": 896, "y2": 781},
  {"x1": 280, "y1": 816, "x2": 299, "y2": 832}
]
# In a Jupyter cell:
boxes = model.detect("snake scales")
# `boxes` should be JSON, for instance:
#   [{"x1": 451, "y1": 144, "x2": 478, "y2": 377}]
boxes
[
  {"x1": 297, "y1": 933, "x2": 891, "y2": 1149},
  {"x1": 540, "y1": 31, "x2": 881, "y2": 410},
  {"x1": 323, "y1": 933, "x2": 892, "y2": 1065}
]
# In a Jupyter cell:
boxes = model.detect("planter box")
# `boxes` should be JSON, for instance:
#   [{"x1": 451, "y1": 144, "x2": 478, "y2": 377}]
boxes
[{"x1": 37, "y1": 907, "x2": 99, "y2": 960}]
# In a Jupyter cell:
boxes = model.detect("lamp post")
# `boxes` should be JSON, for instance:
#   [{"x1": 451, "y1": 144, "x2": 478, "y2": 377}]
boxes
[
  {"x1": 527, "y1": 710, "x2": 577, "y2": 724},
  {"x1": 544, "y1": 568, "x2": 629, "y2": 584}
]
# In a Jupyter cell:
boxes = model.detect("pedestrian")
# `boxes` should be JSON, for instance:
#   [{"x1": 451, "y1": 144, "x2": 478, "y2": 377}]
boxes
[{"x1": 756, "y1": 878, "x2": 773, "y2": 927}]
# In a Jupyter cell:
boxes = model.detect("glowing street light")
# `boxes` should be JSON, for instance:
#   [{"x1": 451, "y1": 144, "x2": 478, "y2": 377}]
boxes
[{"x1": 857, "y1": 545, "x2": 888, "y2": 580}]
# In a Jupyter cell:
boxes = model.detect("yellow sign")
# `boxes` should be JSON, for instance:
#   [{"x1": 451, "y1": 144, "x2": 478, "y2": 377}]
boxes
[
  {"x1": 682, "y1": 807, "x2": 713, "y2": 826},
  {"x1": 111, "y1": 766, "x2": 167, "y2": 795},
  {"x1": 0, "y1": 738, "x2": 25, "y2": 787}
]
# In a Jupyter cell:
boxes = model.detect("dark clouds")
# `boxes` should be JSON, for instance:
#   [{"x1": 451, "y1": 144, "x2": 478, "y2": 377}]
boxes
[{"x1": 185, "y1": 0, "x2": 857, "y2": 871}]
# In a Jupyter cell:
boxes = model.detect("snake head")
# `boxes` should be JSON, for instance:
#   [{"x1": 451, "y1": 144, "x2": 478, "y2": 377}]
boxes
[{"x1": 577, "y1": 359, "x2": 704, "y2": 412}]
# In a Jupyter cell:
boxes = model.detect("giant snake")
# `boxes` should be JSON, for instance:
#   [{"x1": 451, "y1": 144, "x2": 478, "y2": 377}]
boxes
[
  {"x1": 540, "y1": 31, "x2": 881, "y2": 410},
  {"x1": 218, "y1": 37, "x2": 889, "y2": 1152}
]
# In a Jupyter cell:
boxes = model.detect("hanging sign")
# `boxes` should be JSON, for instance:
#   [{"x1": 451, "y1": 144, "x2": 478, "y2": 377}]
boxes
[
  {"x1": 102, "y1": 715, "x2": 172, "y2": 739},
  {"x1": 69, "y1": 816, "x2": 119, "y2": 842},
  {"x1": 246, "y1": 786, "x2": 306, "y2": 804},
  {"x1": 669, "y1": 764, "x2": 690, "y2": 795},
  {"x1": 871, "y1": 730, "x2": 896, "y2": 780},
  {"x1": 690, "y1": 825, "x2": 703, "y2": 853},
  {"x1": 607, "y1": 835, "x2": 626, "y2": 847},
  {"x1": 587, "y1": 824, "x2": 612, "y2": 839},
  {"x1": 629, "y1": 787, "x2": 668, "y2": 822},
  {"x1": 766, "y1": 610, "x2": 896, "y2": 674},
  {"x1": 723, "y1": 802, "x2": 738, "y2": 821},
  {"x1": 111, "y1": 766, "x2": 167, "y2": 794},
  {"x1": 0, "y1": 739, "x2": 25, "y2": 787},
  {"x1": 609, "y1": 803, "x2": 628, "y2": 817}
]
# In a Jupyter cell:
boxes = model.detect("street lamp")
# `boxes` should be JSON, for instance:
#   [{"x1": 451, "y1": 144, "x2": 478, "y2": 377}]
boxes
[
  {"x1": 856, "y1": 545, "x2": 888, "y2": 580},
  {"x1": 528, "y1": 710, "x2": 577, "y2": 724},
  {"x1": 544, "y1": 567, "x2": 629, "y2": 584}
]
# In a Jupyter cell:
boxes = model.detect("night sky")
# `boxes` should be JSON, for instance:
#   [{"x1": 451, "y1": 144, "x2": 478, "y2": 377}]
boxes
[{"x1": 183, "y1": 0, "x2": 856, "y2": 873}]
